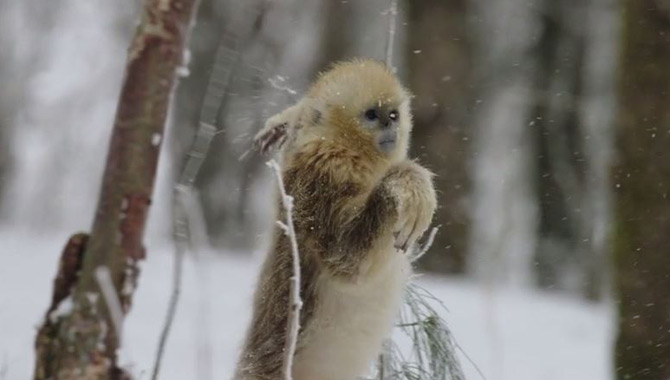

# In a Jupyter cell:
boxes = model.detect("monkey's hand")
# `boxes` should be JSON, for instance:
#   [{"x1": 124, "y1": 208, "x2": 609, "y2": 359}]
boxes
[
  {"x1": 254, "y1": 102, "x2": 308, "y2": 154},
  {"x1": 384, "y1": 161, "x2": 437, "y2": 252},
  {"x1": 253, "y1": 114, "x2": 288, "y2": 155}
]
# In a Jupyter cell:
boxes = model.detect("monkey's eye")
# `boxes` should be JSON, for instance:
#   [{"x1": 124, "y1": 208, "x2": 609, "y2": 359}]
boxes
[
  {"x1": 364, "y1": 109, "x2": 378, "y2": 121},
  {"x1": 389, "y1": 110, "x2": 399, "y2": 121}
]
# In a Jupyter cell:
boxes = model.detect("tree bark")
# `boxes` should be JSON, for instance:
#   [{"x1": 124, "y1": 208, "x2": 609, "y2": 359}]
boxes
[
  {"x1": 614, "y1": 1, "x2": 670, "y2": 378},
  {"x1": 33, "y1": 0, "x2": 199, "y2": 378}
]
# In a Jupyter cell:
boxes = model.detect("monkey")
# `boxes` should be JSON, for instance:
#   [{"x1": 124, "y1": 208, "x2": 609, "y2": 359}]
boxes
[{"x1": 234, "y1": 59, "x2": 437, "y2": 380}]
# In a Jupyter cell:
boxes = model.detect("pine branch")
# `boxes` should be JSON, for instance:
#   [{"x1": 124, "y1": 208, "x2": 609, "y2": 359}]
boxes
[
  {"x1": 370, "y1": 226, "x2": 471, "y2": 380},
  {"x1": 370, "y1": 283, "x2": 468, "y2": 380}
]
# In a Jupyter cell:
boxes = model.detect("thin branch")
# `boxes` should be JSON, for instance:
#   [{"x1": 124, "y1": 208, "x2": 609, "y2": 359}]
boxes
[
  {"x1": 267, "y1": 159, "x2": 303, "y2": 380},
  {"x1": 384, "y1": 0, "x2": 399, "y2": 69},
  {"x1": 149, "y1": 189, "x2": 187, "y2": 380},
  {"x1": 152, "y1": 3, "x2": 270, "y2": 378},
  {"x1": 268, "y1": 75, "x2": 299, "y2": 96},
  {"x1": 151, "y1": 122, "x2": 217, "y2": 380},
  {"x1": 409, "y1": 226, "x2": 439, "y2": 263}
]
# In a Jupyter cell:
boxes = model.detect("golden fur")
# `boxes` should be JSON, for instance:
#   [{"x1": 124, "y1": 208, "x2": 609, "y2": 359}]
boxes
[{"x1": 235, "y1": 59, "x2": 436, "y2": 380}]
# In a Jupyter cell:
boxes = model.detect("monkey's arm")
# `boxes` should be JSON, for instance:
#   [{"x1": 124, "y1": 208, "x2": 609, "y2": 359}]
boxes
[
  {"x1": 302, "y1": 161, "x2": 436, "y2": 277},
  {"x1": 384, "y1": 161, "x2": 437, "y2": 251},
  {"x1": 323, "y1": 179, "x2": 398, "y2": 277}
]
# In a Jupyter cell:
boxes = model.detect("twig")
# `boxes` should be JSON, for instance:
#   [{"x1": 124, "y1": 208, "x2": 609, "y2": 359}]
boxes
[
  {"x1": 151, "y1": 2, "x2": 268, "y2": 378},
  {"x1": 151, "y1": 121, "x2": 218, "y2": 380},
  {"x1": 94, "y1": 267, "x2": 125, "y2": 345},
  {"x1": 268, "y1": 75, "x2": 299, "y2": 96},
  {"x1": 150, "y1": 186, "x2": 188, "y2": 380},
  {"x1": 267, "y1": 159, "x2": 302, "y2": 380},
  {"x1": 384, "y1": 0, "x2": 399, "y2": 69},
  {"x1": 408, "y1": 226, "x2": 439, "y2": 263},
  {"x1": 377, "y1": 340, "x2": 394, "y2": 380}
]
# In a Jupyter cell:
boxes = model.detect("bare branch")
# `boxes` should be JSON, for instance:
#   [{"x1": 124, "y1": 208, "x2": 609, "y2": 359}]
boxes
[
  {"x1": 151, "y1": 121, "x2": 219, "y2": 380},
  {"x1": 149, "y1": 185, "x2": 188, "y2": 380},
  {"x1": 384, "y1": 0, "x2": 399, "y2": 70},
  {"x1": 267, "y1": 159, "x2": 302, "y2": 380},
  {"x1": 152, "y1": 3, "x2": 269, "y2": 377},
  {"x1": 408, "y1": 226, "x2": 439, "y2": 263}
]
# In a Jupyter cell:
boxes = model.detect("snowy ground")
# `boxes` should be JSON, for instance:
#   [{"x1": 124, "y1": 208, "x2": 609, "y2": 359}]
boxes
[{"x1": 0, "y1": 229, "x2": 613, "y2": 380}]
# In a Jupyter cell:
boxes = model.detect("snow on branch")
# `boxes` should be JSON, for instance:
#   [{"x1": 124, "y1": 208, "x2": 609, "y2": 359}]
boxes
[
  {"x1": 94, "y1": 266, "x2": 125, "y2": 345},
  {"x1": 267, "y1": 159, "x2": 303, "y2": 380}
]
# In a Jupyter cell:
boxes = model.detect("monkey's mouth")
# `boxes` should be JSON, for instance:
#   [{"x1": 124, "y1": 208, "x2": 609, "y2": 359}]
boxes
[{"x1": 377, "y1": 133, "x2": 397, "y2": 153}]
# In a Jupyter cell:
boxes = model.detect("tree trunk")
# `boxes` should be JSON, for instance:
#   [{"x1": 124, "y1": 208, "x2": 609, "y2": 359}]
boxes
[
  {"x1": 407, "y1": 0, "x2": 471, "y2": 273},
  {"x1": 467, "y1": 0, "x2": 540, "y2": 286},
  {"x1": 33, "y1": 0, "x2": 199, "y2": 378},
  {"x1": 613, "y1": 1, "x2": 670, "y2": 378},
  {"x1": 529, "y1": 0, "x2": 611, "y2": 299}
]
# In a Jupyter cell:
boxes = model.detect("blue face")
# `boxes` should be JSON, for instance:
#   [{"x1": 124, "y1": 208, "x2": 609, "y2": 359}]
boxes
[{"x1": 360, "y1": 104, "x2": 400, "y2": 153}]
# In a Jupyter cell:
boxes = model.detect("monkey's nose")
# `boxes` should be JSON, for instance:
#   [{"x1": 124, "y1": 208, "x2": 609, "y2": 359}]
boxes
[{"x1": 380, "y1": 115, "x2": 392, "y2": 129}]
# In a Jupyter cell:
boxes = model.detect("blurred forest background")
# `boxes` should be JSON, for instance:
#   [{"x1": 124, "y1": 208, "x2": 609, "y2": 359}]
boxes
[{"x1": 0, "y1": 0, "x2": 668, "y2": 379}]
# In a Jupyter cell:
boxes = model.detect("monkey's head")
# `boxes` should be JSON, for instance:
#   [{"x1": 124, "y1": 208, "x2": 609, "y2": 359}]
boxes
[{"x1": 305, "y1": 59, "x2": 413, "y2": 163}]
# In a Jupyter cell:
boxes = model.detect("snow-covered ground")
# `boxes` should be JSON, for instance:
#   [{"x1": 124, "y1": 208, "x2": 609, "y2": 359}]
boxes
[{"x1": 0, "y1": 229, "x2": 613, "y2": 380}]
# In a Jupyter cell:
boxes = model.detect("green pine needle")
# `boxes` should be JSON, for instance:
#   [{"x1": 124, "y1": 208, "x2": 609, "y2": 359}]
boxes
[{"x1": 370, "y1": 282, "x2": 468, "y2": 380}]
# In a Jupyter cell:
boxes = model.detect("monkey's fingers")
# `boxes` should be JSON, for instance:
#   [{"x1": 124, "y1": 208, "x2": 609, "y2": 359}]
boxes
[
  {"x1": 394, "y1": 214, "x2": 418, "y2": 253},
  {"x1": 396, "y1": 206, "x2": 434, "y2": 253},
  {"x1": 254, "y1": 123, "x2": 288, "y2": 155}
]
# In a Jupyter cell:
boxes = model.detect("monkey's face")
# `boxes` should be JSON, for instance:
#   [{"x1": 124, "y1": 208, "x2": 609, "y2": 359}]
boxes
[
  {"x1": 359, "y1": 101, "x2": 402, "y2": 154},
  {"x1": 308, "y1": 59, "x2": 413, "y2": 162}
]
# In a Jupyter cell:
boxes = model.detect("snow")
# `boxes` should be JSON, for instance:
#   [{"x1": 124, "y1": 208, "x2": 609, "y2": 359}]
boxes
[
  {"x1": 152, "y1": 133, "x2": 163, "y2": 146},
  {"x1": 48, "y1": 296, "x2": 73, "y2": 323},
  {"x1": 0, "y1": 229, "x2": 613, "y2": 380}
]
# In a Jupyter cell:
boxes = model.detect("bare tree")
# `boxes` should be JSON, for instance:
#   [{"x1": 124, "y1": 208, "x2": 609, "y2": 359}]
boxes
[
  {"x1": 33, "y1": 0, "x2": 199, "y2": 378},
  {"x1": 613, "y1": 0, "x2": 670, "y2": 378}
]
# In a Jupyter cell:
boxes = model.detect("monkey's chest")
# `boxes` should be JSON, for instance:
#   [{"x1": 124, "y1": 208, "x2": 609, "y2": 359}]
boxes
[{"x1": 292, "y1": 250, "x2": 410, "y2": 380}]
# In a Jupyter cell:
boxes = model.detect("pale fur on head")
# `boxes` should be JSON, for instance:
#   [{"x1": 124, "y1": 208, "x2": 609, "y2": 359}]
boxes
[{"x1": 275, "y1": 59, "x2": 413, "y2": 165}]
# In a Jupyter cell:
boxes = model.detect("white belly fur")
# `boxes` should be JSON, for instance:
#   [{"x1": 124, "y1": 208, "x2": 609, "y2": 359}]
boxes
[{"x1": 292, "y1": 246, "x2": 411, "y2": 380}]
